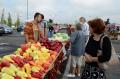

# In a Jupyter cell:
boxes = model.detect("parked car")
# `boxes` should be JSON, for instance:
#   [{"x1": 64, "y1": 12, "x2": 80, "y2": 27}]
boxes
[
  {"x1": 0, "y1": 25, "x2": 5, "y2": 35},
  {"x1": 0, "y1": 24, "x2": 13, "y2": 34},
  {"x1": 17, "y1": 25, "x2": 25, "y2": 32},
  {"x1": 4, "y1": 25, "x2": 13, "y2": 34}
]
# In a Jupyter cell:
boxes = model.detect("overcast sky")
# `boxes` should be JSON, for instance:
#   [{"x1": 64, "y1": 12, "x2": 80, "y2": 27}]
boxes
[{"x1": 0, "y1": 0, "x2": 120, "y2": 24}]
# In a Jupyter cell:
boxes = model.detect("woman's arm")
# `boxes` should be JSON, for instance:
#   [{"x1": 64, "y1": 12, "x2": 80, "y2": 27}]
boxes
[
  {"x1": 85, "y1": 36, "x2": 112, "y2": 63},
  {"x1": 98, "y1": 36, "x2": 112, "y2": 63}
]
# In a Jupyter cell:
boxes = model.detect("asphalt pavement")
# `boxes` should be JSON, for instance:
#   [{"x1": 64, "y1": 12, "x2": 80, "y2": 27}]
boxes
[
  {"x1": 0, "y1": 30, "x2": 120, "y2": 79},
  {"x1": 0, "y1": 30, "x2": 24, "y2": 56}
]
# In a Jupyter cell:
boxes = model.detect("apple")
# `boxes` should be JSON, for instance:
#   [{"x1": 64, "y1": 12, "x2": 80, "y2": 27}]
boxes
[
  {"x1": 29, "y1": 61, "x2": 35, "y2": 66},
  {"x1": 1, "y1": 60, "x2": 10, "y2": 67},
  {"x1": 17, "y1": 48, "x2": 22, "y2": 52},
  {"x1": 23, "y1": 53, "x2": 29, "y2": 58},
  {"x1": 24, "y1": 64, "x2": 31, "y2": 75},
  {"x1": 31, "y1": 72, "x2": 42, "y2": 78},
  {"x1": 26, "y1": 77, "x2": 32, "y2": 79},
  {"x1": 9, "y1": 64, "x2": 18, "y2": 72},
  {"x1": 50, "y1": 51, "x2": 57, "y2": 56},
  {"x1": 1, "y1": 67, "x2": 15, "y2": 76},
  {"x1": 30, "y1": 45, "x2": 37, "y2": 51},
  {"x1": 11, "y1": 56, "x2": 24, "y2": 67},
  {"x1": 1, "y1": 73, "x2": 14, "y2": 79},
  {"x1": 25, "y1": 55, "x2": 33, "y2": 61},
  {"x1": 16, "y1": 70, "x2": 28, "y2": 78},
  {"x1": 42, "y1": 64, "x2": 49, "y2": 72},
  {"x1": 14, "y1": 76, "x2": 21, "y2": 79},
  {"x1": 21, "y1": 44, "x2": 29, "y2": 51},
  {"x1": 31, "y1": 66, "x2": 40, "y2": 72},
  {"x1": 35, "y1": 60, "x2": 43, "y2": 66},
  {"x1": 26, "y1": 49, "x2": 32, "y2": 54},
  {"x1": 51, "y1": 55, "x2": 56, "y2": 60},
  {"x1": 34, "y1": 42, "x2": 41, "y2": 48},
  {"x1": 2, "y1": 55, "x2": 14, "y2": 63}
]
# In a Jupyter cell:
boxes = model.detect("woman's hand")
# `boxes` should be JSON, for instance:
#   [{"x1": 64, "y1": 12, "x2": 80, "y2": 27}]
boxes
[
  {"x1": 84, "y1": 53, "x2": 98, "y2": 62},
  {"x1": 84, "y1": 53, "x2": 93, "y2": 63}
]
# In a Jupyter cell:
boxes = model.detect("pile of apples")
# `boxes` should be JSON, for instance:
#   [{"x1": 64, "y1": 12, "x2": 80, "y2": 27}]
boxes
[
  {"x1": 40, "y1": 37, "x2": 63, "y2": 52},
  {"x1": 0, "y1": 42, "x2": 59, "y2": 79}
]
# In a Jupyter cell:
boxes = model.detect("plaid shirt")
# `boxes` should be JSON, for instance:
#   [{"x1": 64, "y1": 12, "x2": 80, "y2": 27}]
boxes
[{"x1": 24, "y1": 22, "x2": 43, "y2": 43}]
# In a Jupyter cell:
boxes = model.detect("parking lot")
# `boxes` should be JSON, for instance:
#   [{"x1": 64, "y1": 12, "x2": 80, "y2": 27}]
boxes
[
  {"x1": 0, "y1": 30, "x2": 24, "y2": 56},
  {"x1": 0, "y1": 30, "x2": 120, "y2": 79}
]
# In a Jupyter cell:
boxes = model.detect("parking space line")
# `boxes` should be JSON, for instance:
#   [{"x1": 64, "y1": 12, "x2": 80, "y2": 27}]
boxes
[{"x1": 0, "y1": 43, "x2": 9, "y2": 45}]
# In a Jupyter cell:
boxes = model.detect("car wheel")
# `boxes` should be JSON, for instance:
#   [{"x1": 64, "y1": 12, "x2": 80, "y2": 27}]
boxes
[
  {"x1": 0, "y1": 34, "x2": 3, "y2": 36},
  {"x1": 17, "y1": 30, "x2": 20, "y2": 32}
]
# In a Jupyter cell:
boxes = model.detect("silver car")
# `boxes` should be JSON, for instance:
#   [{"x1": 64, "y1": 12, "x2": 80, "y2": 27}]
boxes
[{"x1": 1, "y1": 24, "x2": 13, "y2": 34}]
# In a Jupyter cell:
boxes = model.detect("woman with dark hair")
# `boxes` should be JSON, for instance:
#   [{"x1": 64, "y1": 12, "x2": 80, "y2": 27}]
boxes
[
  {"x1": 81, "y1": 18, "x2": 112, "y2": 79},
  {"x1": 67, "y1": 23, "x2": 86, "y2": 77}
]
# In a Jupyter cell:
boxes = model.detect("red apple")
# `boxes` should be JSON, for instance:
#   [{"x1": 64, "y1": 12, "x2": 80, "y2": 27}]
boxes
[
  {"x1": 26, "y1": 77, "x2": 32, "y2": 79},
  {"x1": 51, "y1": 55, "x2": 56, "y2": 60},
  {"x1": 29, "y1": 61, "x2": 35, "y2": 66},
  {"x1": 14, "y1": 76, "x2": 21, "y2": 79},
  {"x1": 42, "y1": 64, "x2": 49, "y2": 72},
  {"x1": 31, "y1": 72, "x2": 42, "y2": 78},
  {"x1": 1, "y1": 60, "x2": 10, "y2": 67},
  {"x1": 12, "y1": 56, "x2": 24, "y2": 67},
  {"x1": 20, "y1": 51, "x2": 24, "y2": 56},
  {"x1": 21, "y1": 44, "x2": 29, "y2": 51}
]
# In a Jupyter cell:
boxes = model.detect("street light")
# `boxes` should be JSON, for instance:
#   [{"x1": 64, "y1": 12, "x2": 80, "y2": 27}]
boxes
[{"x1": 27, "y1": 0, "x2": 28, "y2": 20}]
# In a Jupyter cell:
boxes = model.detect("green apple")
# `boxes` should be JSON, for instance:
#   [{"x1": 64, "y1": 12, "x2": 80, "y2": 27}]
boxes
[
  {"x1": 10, "y1": 64, "x2": 18, "y2": 72},
  {"x1": 1, "y1": 67, "x2": 15, "y2": 76},
  {"x1": 2, "y1": 55, "x2": 14, "y2": 63},
  {"x1": 30, "y1": 45, "x2": 37, "y2": 51},
  {"x1": 26, "y1": 48, "x2": 32, "y2": 54},
  {"x1": 33, "y1": 55, "x2": 39, "y2": 60},
  {"x1": 16, "y1": 70, "x2": 28, "y2": 78},
  {"x1": 31, "y1": 66, "x2": 40, "y2": 72},
  {"x1": 1, "y1": 73, "x2": 14, "y2": 79},
  {"x1": 17, "y1": 48, "x2": 22, "y2": 52}
]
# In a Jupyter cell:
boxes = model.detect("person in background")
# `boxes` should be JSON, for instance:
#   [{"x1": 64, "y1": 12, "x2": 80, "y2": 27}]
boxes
[
  {"x1": 24, "y1": 12, "x2": 43, "y2": 43},
  {"x1": 53, "y1": 24, "x2": 60, "y2": 34},
  {"x1": 67, "y1": 23, "x2": 86, "y2": 77},
  {"x1": 48, "y1": 24, "x2": 54, "y2": 38},
  {"x1": 105, "y1": 18, "x2": 110, "y2": 26},
  {"x1": 81, "y1": 18, "x2": 112, "y2": 79},
  {"x1": 80, "y1": 17, "x2": 90, "y2": 43},
  {"x1": 39, "y1": 14, "x2": 47, "y2": 37},
  {"x1": 67, "y1": 24, "x2": 72, "y2": 36}
]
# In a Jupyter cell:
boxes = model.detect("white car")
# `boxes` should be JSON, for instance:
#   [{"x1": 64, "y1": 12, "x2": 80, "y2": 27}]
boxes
[{"x1": 2, "y1": 25, "x2": 13, "y2": 34}]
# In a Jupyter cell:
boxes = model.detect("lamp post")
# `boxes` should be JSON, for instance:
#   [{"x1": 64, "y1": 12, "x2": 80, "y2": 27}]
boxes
[{"x1": 27, "y1": 0, "x2": 28, "y2": 20}]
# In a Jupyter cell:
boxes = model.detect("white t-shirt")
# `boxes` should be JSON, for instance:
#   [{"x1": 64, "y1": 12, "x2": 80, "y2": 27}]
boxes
[
  {"x1": 81, "y1": 22, "x2": 89, "y2": 36},
  {"x1": 39, "y1": 21, "x2": 48, "y2": 37}
]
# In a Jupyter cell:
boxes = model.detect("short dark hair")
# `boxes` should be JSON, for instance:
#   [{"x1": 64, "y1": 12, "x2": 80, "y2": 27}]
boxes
[
  {"x1": 34, "y1": 12, "x2": 41, "y2": 19},
  {"x1": 34, "y1": 12, "x2": 44, "y2": 20},
  {"x1": 88, "y1": 18, "x2": 105, "y2": 34},
  {"x1": 76, "y1": 23, "x2": 82, "y2": 30},
  {"x1": 40, "y1": 14, "x2": 44, "y2": 19},
  {"x1": 80, "y1": 17, "x2": 86, "y2": 22}
]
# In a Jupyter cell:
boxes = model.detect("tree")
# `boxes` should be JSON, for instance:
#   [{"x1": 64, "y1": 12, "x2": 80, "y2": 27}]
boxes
[
  {"x1": 0, "y1": 8, "x2": 5, "y2": 24},
  {"x1": 15, "y1": 15, "x2": 20, "y2": 27},
  {"x1": 49, "y1": 19, "x2": 53, "y2": 23},
  {"x1": 7, "y1": 12, "x2": 12, "y2": 27},
  {"x1": 3, "y1": 20, "x2": 7, "y2": 25}
]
